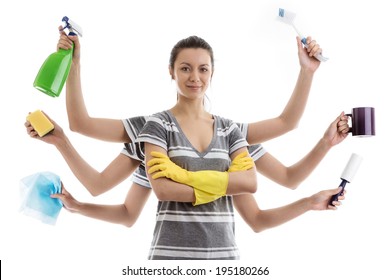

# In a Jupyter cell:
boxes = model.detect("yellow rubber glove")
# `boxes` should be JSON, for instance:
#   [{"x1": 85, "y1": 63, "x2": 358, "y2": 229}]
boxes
[
  {"x1": 228, "y1": 151, "x2": 254, "y2": 172},
  {"x1": 193, "y1": 189, "x2": 223, "y2": 206},
  {"x1": 193, "y1": 151, "x2": 254, "y2": 205},
  {"x1": 147, "y1": 151, "x2": 228, "y2": 198}
]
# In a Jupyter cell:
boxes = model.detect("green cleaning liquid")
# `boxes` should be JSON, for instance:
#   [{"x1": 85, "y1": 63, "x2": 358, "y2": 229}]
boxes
[{"x1": 33, "y1": 45, "x2": 73, "y2": 97}]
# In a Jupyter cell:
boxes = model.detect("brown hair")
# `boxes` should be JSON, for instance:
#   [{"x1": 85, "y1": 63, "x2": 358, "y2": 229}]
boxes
[{"x1": 169, "y1": 36, "x2": 214, "y2": 70}]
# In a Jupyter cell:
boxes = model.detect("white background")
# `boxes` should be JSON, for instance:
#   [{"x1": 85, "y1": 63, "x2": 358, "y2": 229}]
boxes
[{"x1": 1, "y1": 0, "x2": 388, "y2": 279}]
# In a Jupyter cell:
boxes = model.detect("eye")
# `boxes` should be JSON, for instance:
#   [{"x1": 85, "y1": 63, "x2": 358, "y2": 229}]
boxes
[
  {"x1": 200, "y1": 67, "x2": 209, "y2": 72},
  {"x1": 180, "y1": 66, "x2": 190, "y2": 72}
]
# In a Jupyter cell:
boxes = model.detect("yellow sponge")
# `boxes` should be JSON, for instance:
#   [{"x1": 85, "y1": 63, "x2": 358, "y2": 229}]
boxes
[{"x1": 26, "y1": 110, "x2": 54, "y2": 137}]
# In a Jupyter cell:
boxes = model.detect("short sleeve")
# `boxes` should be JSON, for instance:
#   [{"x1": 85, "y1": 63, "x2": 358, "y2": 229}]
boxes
[
  {"x1": 135, "y1": 114, "x2": 170, "y2": 161},
  {"x1": 235, "y1": 122, "x2": 267, "y2": 161},
  {"x1": 121, "y1": 116, "x2": 148, "y2": 161}
]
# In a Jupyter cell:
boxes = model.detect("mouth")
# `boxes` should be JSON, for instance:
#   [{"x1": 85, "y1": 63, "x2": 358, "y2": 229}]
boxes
[{"x1": 187, "y1": 85, "x2": 202, "y2": 90}]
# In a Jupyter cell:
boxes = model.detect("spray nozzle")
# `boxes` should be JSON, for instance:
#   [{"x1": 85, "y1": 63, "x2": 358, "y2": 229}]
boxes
[{"x1": 61, "y1": 16, "x2": 83, "y2": 37}]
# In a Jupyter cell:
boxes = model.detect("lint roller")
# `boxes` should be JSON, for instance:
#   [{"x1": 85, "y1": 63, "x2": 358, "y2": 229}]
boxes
[{"x1": 329, "y1": 153, "x2": 363, "y2": 205}]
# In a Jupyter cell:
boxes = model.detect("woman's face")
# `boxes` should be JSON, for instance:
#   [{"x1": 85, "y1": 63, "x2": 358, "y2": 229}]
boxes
[{"x1": 170, "y1": 48, "x2": 213, "y2": 101}]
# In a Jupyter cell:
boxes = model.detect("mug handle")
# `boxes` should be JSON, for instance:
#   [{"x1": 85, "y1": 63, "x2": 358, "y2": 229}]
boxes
[{"x1": 346, "y1": 113, "x2": 352, "y2": 133}]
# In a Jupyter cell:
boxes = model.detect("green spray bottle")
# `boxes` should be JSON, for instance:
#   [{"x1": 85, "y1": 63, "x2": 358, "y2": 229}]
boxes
[{"x1": 33, "y1": 16, "x2": 83, "y2": 97}]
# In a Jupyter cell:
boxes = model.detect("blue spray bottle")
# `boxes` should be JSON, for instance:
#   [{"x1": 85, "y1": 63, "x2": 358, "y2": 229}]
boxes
[{"x1": 33, "y1": 16, "x2": 83, "y2": 97}]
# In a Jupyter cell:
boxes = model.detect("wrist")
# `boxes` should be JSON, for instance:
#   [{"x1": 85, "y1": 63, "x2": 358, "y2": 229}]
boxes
[
  {"x1": 55, "y1": 134, "x2": 71, "y2": 150},
  {"x1": 70, "y1": 62, "x2": 81, "y2": 74},
  {"x1": 302, "y1": 197, "x2": 314, "y2": 212},
  {"x1": 319, "y1": 136, "x2": 333, "y2": 151},
  {"x1": 299, "y1": 67, "x2": 315, "y2": 78},
  {"x1": 69, "y1": 200, "x2": 83, "y2": 213}
]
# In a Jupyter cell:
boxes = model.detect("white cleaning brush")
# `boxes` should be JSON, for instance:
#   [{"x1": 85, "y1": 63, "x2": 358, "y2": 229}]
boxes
[{"x1": 277, "y1": 8, "x2": 328, "y2": 62}]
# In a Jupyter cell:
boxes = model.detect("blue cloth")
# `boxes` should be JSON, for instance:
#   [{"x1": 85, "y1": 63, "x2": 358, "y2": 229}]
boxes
[{"x1": 19, "y1": 172, "x2": 63, "y2": 225}]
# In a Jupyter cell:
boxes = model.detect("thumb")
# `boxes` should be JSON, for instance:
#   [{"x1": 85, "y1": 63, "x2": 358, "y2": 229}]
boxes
[
  {"x1": 296, "y1": 36, "x2": 304, "y2": 51},
  {"x1": 58, "y1": 25, "x2": 66, "y2": 35},
  {"x1": 331, "y1": 187, "x2": 343, "y2": 195}
]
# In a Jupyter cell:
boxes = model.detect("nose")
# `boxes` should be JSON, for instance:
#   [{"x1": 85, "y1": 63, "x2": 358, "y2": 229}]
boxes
[{"x1": 190, "y1": 72, "x2": 200, "y2": 82}]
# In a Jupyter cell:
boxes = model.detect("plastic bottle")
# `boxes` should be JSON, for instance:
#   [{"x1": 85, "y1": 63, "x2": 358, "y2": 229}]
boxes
[{"x1": 33, "y1": 16, "x2": 82, "y2": 97}]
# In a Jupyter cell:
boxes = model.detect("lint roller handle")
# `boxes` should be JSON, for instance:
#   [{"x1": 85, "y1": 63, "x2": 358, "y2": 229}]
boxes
[{"x1": 329, "y1": 180, "x2": 347, "y2": 205}]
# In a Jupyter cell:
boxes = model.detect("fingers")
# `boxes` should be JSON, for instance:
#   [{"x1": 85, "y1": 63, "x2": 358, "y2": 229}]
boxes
[
  {"x1": 305, "y1": 36, "x2": 322, "y2": 58},
  {"x1": 148, "y1": 164, "x2": 167, "y2": 174},
  {"x1": 327, "y1": 187, "x2": 346, "y2": 209},
  {"x1": 337, "y1": 189, "x2": 346, "y2": 201},
  {"x1": 57, "y1": 25, "x2": 77, "y2": 51},
  {"x1": 337, "y1": 112, "x2": 350, "y2": 134},
  {"x1": 24, "y1": 120, "x2": 38, "y2": 138},
  {"x1": 50, "y1": 193, "x2": 63, "y2": 199},
  {"x1": 148, "y1": 152, "x2": 170, "y2": 167},
  {"x1": 150, "y1": 151, "x2": 168, "y2": 159},
  {"x1": 151, "y1": 172, "x2": 165, "y2": 180},
  {"x1": 328, "y1": 198, "x2": 342, "y2": 210},
  {"x1": 147, "y1": 157, "x2": 168, "y2": 167},
  {"x1": 57, "y1": 34, "x2": 73, "y2": 51}
]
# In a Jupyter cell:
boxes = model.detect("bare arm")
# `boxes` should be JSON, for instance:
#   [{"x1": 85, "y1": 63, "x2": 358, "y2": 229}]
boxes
[
  {"x1": 233, "y1": 188, "x2": 344, "y2": 233},
  {"x1": 246, "y1": 36, "x2": 322, "y2": 145},
  {"x1": 52, "y1": 183, "x2": 151, "y2": 227},
  {"x1": 255, "y1": 113, "x2": 348, "y2": 189},
  {"x1": 57, "y1": 29, "x2": 130, "y2": 143},
  {"x1": 25, "y1": 114, "x2": 139, "y2": 196}
]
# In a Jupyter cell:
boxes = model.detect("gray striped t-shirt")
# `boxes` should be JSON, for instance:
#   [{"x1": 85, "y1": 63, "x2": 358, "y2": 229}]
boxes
[{"x1": 135, "y1": 110, "x2": 249, "y2": 260}]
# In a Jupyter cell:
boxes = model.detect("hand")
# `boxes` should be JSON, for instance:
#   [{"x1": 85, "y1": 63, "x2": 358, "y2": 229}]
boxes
[
  {"x1": 51, "y1": 183, "x2": 81, "y2": 213},
  {"x1": 147, "y1": 151, "x2": 190, "y2": 183},
  {"x1": 337, "y1": 112, "x2": 350, "y2": 134},
  {"x1": 297, "y1": 36, "x2": 322, "y2": 72},
  {"x1": 57, "y1": 26, "x2": 81, "y2": 63},
  {"x1": 228, "y1": 151, "x2": 254, "y2": 172},
  {"x1": 309, "y1": 187, "x2": 346, "y2": 210},
  {"x1": 322, "y1": 112, "x2": 349, "y2": 147},
  {"x1": 25, "y1": 111, "x2": 66, "y2": 146}
]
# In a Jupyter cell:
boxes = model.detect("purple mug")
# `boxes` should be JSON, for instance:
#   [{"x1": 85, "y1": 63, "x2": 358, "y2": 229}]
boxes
[{"x1": 347, "y1": 107, "x2": 375, "y2": 137}]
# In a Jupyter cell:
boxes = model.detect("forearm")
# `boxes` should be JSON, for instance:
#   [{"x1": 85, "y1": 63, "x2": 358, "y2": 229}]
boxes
[
  {"x1": 234, "y1": 194, "x2": 312, "y2": 233},
  {"x1": 246, "y1": 68, "x2": 315, "y2": 144},
  {"x1": 286, "y1": 137, "x2": 331, "y2": 188},
  {"x1": 279, "y1": 68, "x2": 314, "y2": 130},
  {"x1": 66, "y1": 62, "x2": 89, "y2": 133},
  {"x1": 252, "y1": 197, "x2": 312, "y2": 232},
  {"x1": 66, "y1": 63, "x2": 128, "y2": 142},
  {"x1": 71, "y1": 202, "x2": 136, "y2": 227},
  {"x1": 149, "y1": 176, "x2": 195, "y2": 202},
  {"x1": 55, "y1": 136, "x2": 133, "y2": 196},
  {"x1": 226, "y1": 168, "x2": 257, "y2": 195}
]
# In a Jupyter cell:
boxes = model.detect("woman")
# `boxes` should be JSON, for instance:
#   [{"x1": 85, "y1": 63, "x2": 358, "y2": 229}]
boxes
[
  {"x1": 132, "y1": 35, "x2": 347, "y2": 260},
  {"x1": 24, "y1": 31, "x2": 343, "y2": 258}
]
